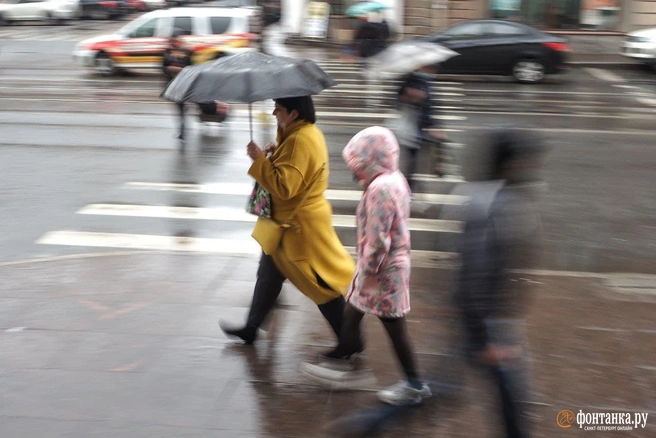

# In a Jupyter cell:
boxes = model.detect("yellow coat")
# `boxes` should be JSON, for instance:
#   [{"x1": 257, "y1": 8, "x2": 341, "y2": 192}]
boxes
[{"x1": 248, "y1": 121, "x2": 355, "y2": 304}]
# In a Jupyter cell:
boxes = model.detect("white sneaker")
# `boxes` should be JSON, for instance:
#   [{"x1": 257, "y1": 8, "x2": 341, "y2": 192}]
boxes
[
  {"x1": 377, "y1": 381, "x2": 432, "y2": 406},
  {"x1": 300, "y1": 360, "x2": 377, "y2": 390}
]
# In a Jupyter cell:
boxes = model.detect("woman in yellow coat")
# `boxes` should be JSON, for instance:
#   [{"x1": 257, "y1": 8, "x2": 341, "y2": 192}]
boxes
[{"x1": 220, "y1": 96, "x2": 356, "y2": 344}]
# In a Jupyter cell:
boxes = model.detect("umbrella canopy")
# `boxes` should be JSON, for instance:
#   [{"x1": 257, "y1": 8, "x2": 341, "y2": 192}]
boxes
[
  {"x1": 346, "y1": 1, "x2": 389, "y2": 16},
  {"x1": 161, "y1": 51, "x2": 336, "y2": 104},
  {"x1": 366, "y1": 41, "x2": 459, "y2": 80}
]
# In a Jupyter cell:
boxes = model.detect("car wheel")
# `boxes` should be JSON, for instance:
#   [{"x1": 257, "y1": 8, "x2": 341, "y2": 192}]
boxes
[
  {"x1": 513, "y1": 59, "x2": 545, "y2": 84},
  {"x1": 0, "y1": 14, "x2": 10, "y2": 26},
  {"x1": 94, "y1": 52, "x2": 116, "y2": 76}
]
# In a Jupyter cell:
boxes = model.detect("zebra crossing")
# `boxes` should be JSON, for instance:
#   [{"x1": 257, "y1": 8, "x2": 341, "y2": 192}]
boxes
[{"x1": 35, "y1": 174, "x2": 467, "y2": 267}]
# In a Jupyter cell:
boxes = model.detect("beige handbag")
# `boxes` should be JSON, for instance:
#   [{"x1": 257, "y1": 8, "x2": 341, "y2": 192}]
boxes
[{"x1": 251, "y1": 164, "x2": 325, "y2": 255}]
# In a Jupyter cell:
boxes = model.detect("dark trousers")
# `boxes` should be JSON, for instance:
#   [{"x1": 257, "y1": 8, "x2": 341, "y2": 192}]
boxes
[
  {"x1": 459, "y1": 312, "x2": 532, "y2": 438},
  {"x1": 246, "y1": 254, "x2": 345, "y2": 338},
  {"x1": 177, "y1": 102, "x2": 185, "y2": 139}
]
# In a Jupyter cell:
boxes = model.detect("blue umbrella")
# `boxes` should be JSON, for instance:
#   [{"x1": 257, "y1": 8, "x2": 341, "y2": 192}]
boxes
[{"x1": 346, "y1": 1, "x2": 389, "y2": 16}]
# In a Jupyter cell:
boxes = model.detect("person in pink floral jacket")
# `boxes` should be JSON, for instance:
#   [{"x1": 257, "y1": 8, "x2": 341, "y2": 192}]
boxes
[{"x1": 301, "y1": 126, "x2": 431, "y2": 406}]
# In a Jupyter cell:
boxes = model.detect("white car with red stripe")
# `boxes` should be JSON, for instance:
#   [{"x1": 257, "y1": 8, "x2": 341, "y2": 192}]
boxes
[{"x1": 73, "y1": 7, "x2": 262, "y2": 76}]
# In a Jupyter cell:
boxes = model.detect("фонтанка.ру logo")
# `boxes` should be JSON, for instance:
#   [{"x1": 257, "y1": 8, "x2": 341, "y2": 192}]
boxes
[{"x1": 557, "y1": 410, "x2": 649, "y2": 431}]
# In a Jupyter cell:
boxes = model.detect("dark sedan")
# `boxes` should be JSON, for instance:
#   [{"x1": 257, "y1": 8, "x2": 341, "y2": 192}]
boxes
[
  {"x1": 424, "y1": 19, "x2": 570, "y2": 83},
  {"x1": 78, "y1": 0, "x2": 129, "y2": 20}
]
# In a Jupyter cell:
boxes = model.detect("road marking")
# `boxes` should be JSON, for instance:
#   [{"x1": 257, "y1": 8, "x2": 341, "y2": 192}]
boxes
[
  {"x1": 613, "y1": 84, "x2": 639, "y2": 89},
  {"x1": 35, "y1": 231, "x2": 459, "y2": 268},
  {"x1": 585, "y1": 68, "x2": 627, "y2": 83},
  {"x1": 37, "y1": 231, "x2": 263, "y2": 256},
  {"x1": 77, "y1": 204, "x2": 463, "y2": 233},
  {"x1": 123, "y1": 182, "x2": 470, "y2": 205},
  {"x1": 636, "y1": 97, "x2": 656, "y2": 107}
]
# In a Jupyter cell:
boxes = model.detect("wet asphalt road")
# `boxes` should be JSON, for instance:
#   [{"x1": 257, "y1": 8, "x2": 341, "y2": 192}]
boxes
[{"x1": 1, "y1": 21, "x2": 656, "y2": 273}]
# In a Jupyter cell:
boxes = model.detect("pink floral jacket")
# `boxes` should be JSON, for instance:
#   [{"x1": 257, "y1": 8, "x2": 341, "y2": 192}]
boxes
[{"x1": 342, "y1": 126, "x2": 412, "y2": 318}]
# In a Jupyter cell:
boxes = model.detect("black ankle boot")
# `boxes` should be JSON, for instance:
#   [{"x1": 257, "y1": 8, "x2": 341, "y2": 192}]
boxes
[
  {"x1": 321, "y1": 343, "x2": 364, "y2": 361},
  {"x1": 220, "y1": 322, "x2": 257, "y2": 345}
]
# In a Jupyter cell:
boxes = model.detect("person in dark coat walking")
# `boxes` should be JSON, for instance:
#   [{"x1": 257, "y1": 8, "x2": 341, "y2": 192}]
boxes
[
  {"x1": 353, "y1": 16, "x2": 390, "y2": 59},
  {"x1": 162, "y1": 29, "x2": 192, "y2": 141},
  {"x1": 395, "y1": 67, "x2": 446, "y2": 192},
  {"x1": 453, "y1": 127, "x2": 547, "y2": 438}
]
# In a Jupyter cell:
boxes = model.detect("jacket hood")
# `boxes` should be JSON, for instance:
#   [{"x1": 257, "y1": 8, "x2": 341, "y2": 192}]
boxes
[{"x1": 342, "y1": 126, "x2": 399, "y2": 186}]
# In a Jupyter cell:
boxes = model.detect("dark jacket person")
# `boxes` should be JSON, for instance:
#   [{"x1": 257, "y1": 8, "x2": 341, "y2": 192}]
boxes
[{"x1": 162, "y1": 29, "x2": 192, "y2": 140}]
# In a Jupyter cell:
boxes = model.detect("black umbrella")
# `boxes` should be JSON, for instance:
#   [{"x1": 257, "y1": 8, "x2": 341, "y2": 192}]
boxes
[{"x1": 161, "y1": 51, "x2": 337, "y2": 139}]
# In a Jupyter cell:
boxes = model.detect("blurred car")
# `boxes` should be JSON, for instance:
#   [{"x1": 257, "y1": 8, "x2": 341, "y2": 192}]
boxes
[
  {"x1": 73, "y1": 7, "x2": 261, "y2": 75},
  {"x1": 621, "y1": 27, "x2": 656, "y2": 69},
  {"x1": 77, "y1": 0, "x2": 128, "y2": 20},
  {"x1": 142, "y1": 0, "x2": 165, "y2": 9},
  {"x1": 124, "y1": 0, "x2": 146, "y2": 12},
  {"x1": 166, "y1": 0, "x2": 203, "y2": 6},
  {"x1": 0, "y1": 0, "x2": 78, "y2": 24},
  {"x1": 423, "y1": 19, "x2": 570, "y2": 83}
]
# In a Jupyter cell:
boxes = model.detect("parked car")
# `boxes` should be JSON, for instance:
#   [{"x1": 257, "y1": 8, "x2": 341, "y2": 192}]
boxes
[
  {"x1": 166, "y1": 0, "x2": 203, "y2": 7},
  {"x1": 141, "y1": 0, "x2": 165, "y2": 9},
  {"x1": 124, "y1": 0, "x2": 145, "y2": 12},
  {"x1": 0, "y1": 0, "x2": 78, "y2": 24},
  {"x1": 423, "y1": 19, "x2": 570, "y2": 83},
  {"x1": 621, "y1": 27, "x2": 656, "y2": 69},
  {"x1": 73, "y1": 7, "x2": 262, "y2": 75},
  {"x1": 77, "y1": 0, "x2": 128, "y2": 20},
  {"x1": 124, "y1": 0, "x2": 164, "y2": 11}
]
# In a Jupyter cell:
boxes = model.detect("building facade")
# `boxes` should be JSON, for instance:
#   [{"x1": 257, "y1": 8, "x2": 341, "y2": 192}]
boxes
[{"x1": 283, "y1": 0, "x2": 656, "y2": 42}]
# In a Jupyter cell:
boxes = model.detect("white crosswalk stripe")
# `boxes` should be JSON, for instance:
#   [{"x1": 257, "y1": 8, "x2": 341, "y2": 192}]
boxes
[{"x1": 77, "y1": 204, "x2": 463, "y2": 233}]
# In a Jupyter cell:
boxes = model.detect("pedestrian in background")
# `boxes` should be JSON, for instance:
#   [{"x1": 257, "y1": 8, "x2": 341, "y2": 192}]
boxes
[
  {"x1": 301, "y1": 126, "x2": 431, "y2": 406},
  {"x1": 220, "y1": 96, "x2": 355, "y2": 346},
  {"x1": 454, "y1": 127, "x2": 546, "y2": 437},
  {"x1": 394, "y1": 66, "x2": 447, "y2": 192},
  {"x1": 162, "y1": 28, "x2": 192, "y2": 142}
]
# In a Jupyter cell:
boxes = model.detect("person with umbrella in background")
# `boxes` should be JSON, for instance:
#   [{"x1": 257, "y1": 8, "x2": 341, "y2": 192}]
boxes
[
  {"x1": 365, "y1": 40, "x2": 458, "y2": 189},
  {"x1": 162, "y1": 28, "x2": 193, "y2": 142},
  {"x1": 219, "y1": 96, "x2": 356, "y2": 345},
  {"x1": 395, "y1": 65, "x2": 447, "y2": 192}
]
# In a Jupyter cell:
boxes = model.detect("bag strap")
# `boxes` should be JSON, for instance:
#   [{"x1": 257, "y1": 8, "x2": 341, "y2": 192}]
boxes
[{"x1": 285, "y1": 163, "x2": 326, "y2": 224}]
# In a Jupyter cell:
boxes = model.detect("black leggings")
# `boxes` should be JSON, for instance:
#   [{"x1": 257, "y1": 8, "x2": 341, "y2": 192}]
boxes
[{"x1": 331, "y1": 302, "x2": 420, "y2": 383}]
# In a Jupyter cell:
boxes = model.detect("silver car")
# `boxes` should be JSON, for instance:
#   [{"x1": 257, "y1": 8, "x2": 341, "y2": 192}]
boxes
[{"x1": 622, "y1": 27, "x2": 656, "y2": 68}]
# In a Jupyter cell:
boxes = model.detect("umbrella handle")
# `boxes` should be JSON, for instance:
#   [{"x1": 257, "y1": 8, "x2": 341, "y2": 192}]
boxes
[{"x1": 249, "y1": 102, "x2": 253, "y2": 141}]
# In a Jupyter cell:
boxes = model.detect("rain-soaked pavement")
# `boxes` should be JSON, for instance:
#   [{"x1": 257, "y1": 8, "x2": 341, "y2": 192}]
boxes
[
  {"x1": 2, "y1": 253, "x2": 655, "y2": 437},
  {"x1": 1, "y1": 18, "x2": 656, "y2": 437}
]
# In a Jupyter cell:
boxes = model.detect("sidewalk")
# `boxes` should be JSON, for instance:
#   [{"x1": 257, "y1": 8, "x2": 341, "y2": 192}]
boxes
[{"x1": 1, "y1": 252, "x2": 654, "y2": 437}]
